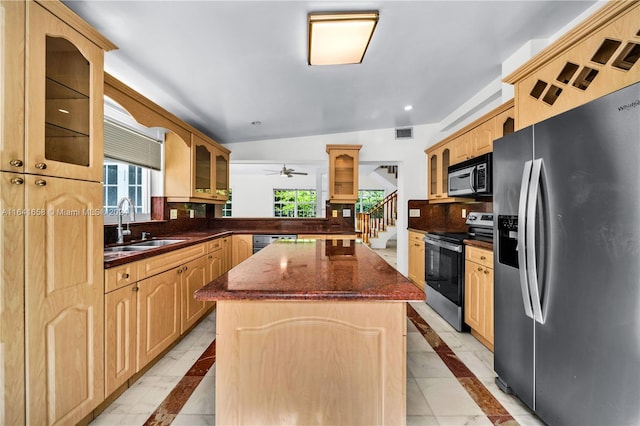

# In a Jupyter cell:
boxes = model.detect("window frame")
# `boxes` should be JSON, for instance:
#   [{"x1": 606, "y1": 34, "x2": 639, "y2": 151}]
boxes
[{"x1": 273, "y1": 189, "x2": 317, "y2": 218}]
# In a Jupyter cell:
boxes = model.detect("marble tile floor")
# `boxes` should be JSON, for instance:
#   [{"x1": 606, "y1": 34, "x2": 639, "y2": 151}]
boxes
[{"x1": 91, "y1": 243, "x2": 544, "y2": 426}]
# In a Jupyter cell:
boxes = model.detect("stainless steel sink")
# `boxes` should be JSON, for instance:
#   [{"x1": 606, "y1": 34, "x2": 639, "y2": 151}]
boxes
[
  {"x1": 104, "y1": 239, "x2": 186, "y2": 254},
  {"x1": 130, "y1": 239, "x2": 186, "y2": 247},
  {"x1": 104, "y1": 245, "x2": 153, "y2": 252}
]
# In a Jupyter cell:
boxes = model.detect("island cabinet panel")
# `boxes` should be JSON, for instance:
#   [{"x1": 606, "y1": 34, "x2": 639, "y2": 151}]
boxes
[
  {"x1": 136, "y1": 267, "x2": 181, "y2": 369},
  {"x1": 216, "y1": 300, "x2": 407, "y2": 426}
]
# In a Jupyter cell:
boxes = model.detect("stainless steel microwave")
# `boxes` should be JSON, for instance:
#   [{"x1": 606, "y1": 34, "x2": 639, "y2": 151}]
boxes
[{"x1": 447, "y1": 153, "x2": 492, "y2": 197}]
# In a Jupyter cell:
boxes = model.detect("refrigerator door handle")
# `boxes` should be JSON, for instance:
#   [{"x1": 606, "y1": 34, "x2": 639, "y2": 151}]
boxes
[
  {"x1": 526, "y1": 158, "x2": 545, "y2": 324},
  {"x1": 517, "y1": 160, "x2": 534, "y2": 319}
]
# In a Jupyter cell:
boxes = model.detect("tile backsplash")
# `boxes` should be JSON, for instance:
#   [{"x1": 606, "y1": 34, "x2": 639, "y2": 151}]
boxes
[{"x1": 407, "y1": 200, "x2": 492, "y2": 232}]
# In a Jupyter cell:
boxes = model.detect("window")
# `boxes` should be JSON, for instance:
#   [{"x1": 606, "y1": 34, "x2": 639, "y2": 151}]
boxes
[
  {"x1": 274, "y1": 189, "x2": 317, "y2": 218},
  {"x1": 356, "y1": 190, "x2": 384, "y2": 213},
  {"x1": 222, "y1": 189, "x2": 232, "y2": 217},
  {"x1": 103, "y1": 159, "x2": 151, "y2": 223}
]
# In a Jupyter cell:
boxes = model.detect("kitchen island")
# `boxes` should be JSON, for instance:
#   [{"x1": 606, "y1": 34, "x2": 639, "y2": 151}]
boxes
[{"x1": 195, "y1": 239, "x2": 424, "y2": 425}]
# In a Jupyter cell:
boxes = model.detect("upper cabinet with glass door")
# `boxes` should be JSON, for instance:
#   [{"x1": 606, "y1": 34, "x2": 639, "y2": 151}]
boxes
[
  {"x1": 25, "y1": 1, "x2": 115, "y2": 182},
  {"x1": 165, "y1": 132, "x2": 230, "y2": 203}
]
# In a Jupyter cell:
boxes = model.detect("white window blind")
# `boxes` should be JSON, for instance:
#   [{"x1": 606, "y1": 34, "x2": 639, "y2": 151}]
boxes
[{"x1": 104, "y1": 119, "x2": 162, "y2": 170}]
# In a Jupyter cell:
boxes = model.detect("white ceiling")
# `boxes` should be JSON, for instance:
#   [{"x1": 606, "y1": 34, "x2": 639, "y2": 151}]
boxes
[{"x1": 63, "y1": 0, "x2": 597, "y2": 145}]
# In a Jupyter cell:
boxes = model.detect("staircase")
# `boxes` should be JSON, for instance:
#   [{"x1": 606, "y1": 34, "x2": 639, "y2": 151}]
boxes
[{"x1": 357, "y1": 190, "x2": 397, "y2": 249}]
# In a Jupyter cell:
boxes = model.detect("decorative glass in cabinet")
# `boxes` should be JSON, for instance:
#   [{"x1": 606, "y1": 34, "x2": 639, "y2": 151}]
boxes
[{"x1": 44, "y1": 36, "x2": 90, "y2": 167}]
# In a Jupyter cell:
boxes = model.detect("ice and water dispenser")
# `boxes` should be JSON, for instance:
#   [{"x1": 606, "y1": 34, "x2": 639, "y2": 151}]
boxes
[{"x1": 497, "y1": 215, "x2": 519, "y2": 268}]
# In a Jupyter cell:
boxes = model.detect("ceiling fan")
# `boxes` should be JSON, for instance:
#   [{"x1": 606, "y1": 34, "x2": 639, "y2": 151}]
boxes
[{"x1": 265, "y1": 164, "x2": 308, "y2": 178}]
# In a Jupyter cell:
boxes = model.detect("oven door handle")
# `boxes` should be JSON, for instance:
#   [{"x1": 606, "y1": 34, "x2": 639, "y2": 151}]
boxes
[{"x1": 424, "y1": 238, "x2": 463, "y2": 253}]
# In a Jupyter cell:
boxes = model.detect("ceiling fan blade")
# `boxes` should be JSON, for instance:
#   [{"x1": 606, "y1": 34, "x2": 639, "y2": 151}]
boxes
[{"x1": 290, "y1": 172, "x2": 308, "y2": 175}]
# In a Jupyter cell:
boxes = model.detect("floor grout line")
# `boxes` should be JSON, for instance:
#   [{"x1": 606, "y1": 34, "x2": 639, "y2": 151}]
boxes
[{"x1": 407, "y1": 303, "x2": 518, "y2": 426}]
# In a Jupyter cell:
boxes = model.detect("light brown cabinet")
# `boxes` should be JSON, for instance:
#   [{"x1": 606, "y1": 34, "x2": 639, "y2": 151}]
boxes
[
  {"x1": 137, "y1": 266, "x2": 182, "y2": 369},
  {"x1": 505, "y1": 2, "x2": 640, "y2": 129},
  {"x1": 104, "y1": 239, "x2": 225, "y2": 398},
  {"x1": 425, "y1": 100, "x2": 514, "y2": 203},
  {"x1": 232, "y1": 234, "x2": 253, "y2": 268},
  {"x1": 426, "y1": 142, "x2": 454, "y2": 202},
  {"x1": 407, "y1": 230, "x2": 426, "y2": 290},
  {"x1": 26, "y1": 177, "x2": 105, "y2": 425},
  {"x1": 0, "y1": 173, "x2": 26, "y2": 426},
  {"x1": 464, "y1": 246, "x2": 494, "y2": 351},
  {"x1": 326, "y1": 144, "x2": 362, "y2": 203},
  {"x1": 165, "y1": 132, "x2": 230, "y2": 204},
  {"x1": 105, "y1": 283, "x2": 137, "y2": 397},
  {"x1": 26, "y1": 1, "x2": 108, "y2": 182},
  {"x1": 0, "y1": 2, "x2": 115, "y2": 423}
]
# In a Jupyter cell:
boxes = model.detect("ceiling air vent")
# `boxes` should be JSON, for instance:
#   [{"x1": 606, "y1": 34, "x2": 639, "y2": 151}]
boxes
[{"x1": 395, "y1": 127, "x2": 413, "y2": 139}]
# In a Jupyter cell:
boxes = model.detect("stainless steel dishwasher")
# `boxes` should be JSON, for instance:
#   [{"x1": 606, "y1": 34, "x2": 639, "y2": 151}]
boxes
[{"x1": 252, "y1": 234, "x2": 297, "y2": 254}]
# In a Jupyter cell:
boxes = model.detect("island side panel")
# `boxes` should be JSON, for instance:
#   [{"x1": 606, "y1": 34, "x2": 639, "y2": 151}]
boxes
[{"x1": 216, "y1": 300, "x2": 407, "y2": 426}]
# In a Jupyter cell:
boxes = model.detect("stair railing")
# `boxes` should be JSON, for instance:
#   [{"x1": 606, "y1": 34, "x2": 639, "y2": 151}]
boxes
[{"x1": 356, "y1": 190, "x2": 397, "y2": 244}]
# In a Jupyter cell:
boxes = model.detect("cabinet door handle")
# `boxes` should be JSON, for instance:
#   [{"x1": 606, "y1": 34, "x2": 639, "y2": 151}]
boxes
[
  {"x1": 208, "y1": 255, "x2": 213, "y2": 259},
  {"x1": 177, "y1": 268, "x2": 183, "y2": 274},
  {"x1": 10, "y1": 159, "x2": 23, "y2": 167},
  {"x1": 122, "y1": 273, "x2": 130, "y2": 279},
  {"x1": 484, "y1": 270, "x2": 490, "y2": 275},
  {"x1": 478, "y1": 267, "x2": 483, "y2": 271},
  {"x1": 34, "y1": 179, "x2": 47, "y2": 186},
  {"x1": 480, "y1": 256, "x2": 486, "y2": 260},
  {"x1": 132, "y1": 286, "x2": 139, "y2": 292},
  {"x1": 183, "y1": 266, "x2": 188, "y2": 271},
  {"x1": 10, "y1": 177, "x2": 24, "y2": 185},
  {"x1": 34, "y1": 162, "x2": 47, "y2": 170}
]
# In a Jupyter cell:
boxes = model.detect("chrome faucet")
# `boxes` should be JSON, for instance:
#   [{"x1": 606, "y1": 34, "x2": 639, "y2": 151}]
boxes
[{"x1": 116, "y1": 197, "x2": 136, "y2": 244}]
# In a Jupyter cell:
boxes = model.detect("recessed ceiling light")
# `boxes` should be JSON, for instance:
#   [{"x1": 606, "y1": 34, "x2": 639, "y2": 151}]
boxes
[
  {"x1": 404, "y1": 105, "x2": 413, "y2": 111},
  {"x1": 251, "y1": 121, "x2": 262, "y2": 126},
  {"x1": 308, "y1": 11, "x2": 379, "y2": 66}
]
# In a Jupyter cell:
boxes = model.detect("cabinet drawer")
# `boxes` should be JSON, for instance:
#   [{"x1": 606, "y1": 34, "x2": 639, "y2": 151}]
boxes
[
  {"x1": 465, "y1": 246, "x2": 493, "y2": 269},
  {"x1": 137, "y1": 243, "x2": 207, "y2": 280},
  {"x1": 408, "y1": 231, "x2": 426, "y2": 243},
  {"x1": 105, "y1": 262, "x2": 139, "y2": 293},
  {"x1": 208, "y1": 238, "x2": 224, "y2": 253}
]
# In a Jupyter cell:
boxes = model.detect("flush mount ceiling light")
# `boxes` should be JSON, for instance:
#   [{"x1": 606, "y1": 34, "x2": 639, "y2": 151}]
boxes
[{"x1": 308, "y1": 11, "x2": 379, "y2": 66}]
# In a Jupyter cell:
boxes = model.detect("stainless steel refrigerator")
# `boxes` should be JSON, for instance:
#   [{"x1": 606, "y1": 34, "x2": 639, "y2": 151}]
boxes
[{"x1": 493, "y1": 82, "x2": 640, "y2": 426}]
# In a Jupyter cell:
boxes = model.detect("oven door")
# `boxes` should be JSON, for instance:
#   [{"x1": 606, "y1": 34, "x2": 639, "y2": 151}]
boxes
[{"x1": 424, "y1": 236, "x2": 464, "y2": 306}]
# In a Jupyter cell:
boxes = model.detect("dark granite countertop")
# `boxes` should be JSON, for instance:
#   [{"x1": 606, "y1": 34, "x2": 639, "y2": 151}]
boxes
[
  {"x1": 103, "y1": 230, "x2": 232, "y2": 268},
  {"x1": 464, "y1": 239, "x2": 494, "y2": 251},
  {"x1": 195, "y1": 239, "x2": 424, "y2": 302}
]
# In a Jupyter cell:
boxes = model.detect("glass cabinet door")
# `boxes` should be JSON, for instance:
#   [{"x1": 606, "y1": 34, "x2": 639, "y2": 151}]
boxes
[
  {"x1": 26, "y1": 2, "x2": 104, "y2": 182},
  {"x1": 215, "y1": 152, "x2": 229, "y2": 199},
  {"x1": 334, "y1": 153, "x2": 355, "y2": 197},
  {"x1": 45, "y1": 36, "x2": 90, "y2": 167},
  {"x1": 193, "y1": 142, "x2": 212, "y2": 197}
]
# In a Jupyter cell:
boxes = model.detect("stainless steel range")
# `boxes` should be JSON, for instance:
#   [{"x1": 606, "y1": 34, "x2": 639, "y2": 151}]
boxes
[{"x1": 423, "y1": 212, "x2": 493, "y2": 331}]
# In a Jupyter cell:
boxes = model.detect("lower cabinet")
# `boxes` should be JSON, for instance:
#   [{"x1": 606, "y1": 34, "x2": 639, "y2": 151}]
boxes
[
  {"x1": 137, "y1": 266, "x2": 182, "y2": 369},
  {"x1": 105, "y1": 284, "x2": 137, "y2": 396},
  {"x1": 105, "y1": 238, "x2": 226, "y2": 398},
  {"x1": 180, "y1": 256, "x2": 209, "y2": 334},
  {"x1": 231, "y1": 234, "x2": 253, "y2": 267},
  {"x1": 464, "y1": 246, "x2": 494, "y2": 350},
  {"x1": 407, "y1": 230, "x2": 426, "y2": 290}
]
